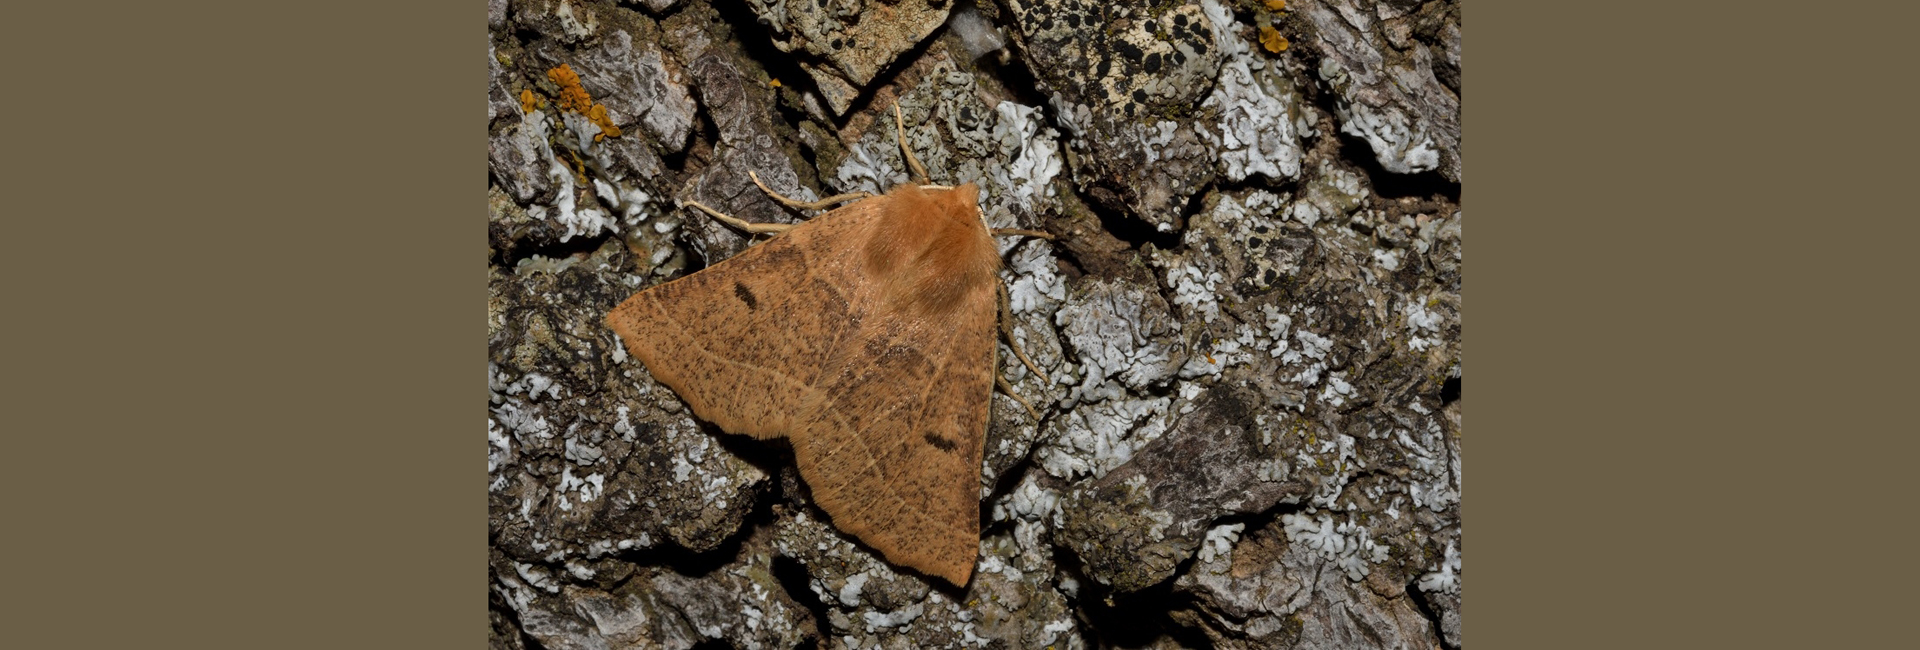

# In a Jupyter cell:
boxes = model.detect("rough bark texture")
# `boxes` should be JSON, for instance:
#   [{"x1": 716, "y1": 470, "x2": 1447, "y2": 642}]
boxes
[{"x1": 489, "y1": 1, "x2": 1462, "y2": 648}]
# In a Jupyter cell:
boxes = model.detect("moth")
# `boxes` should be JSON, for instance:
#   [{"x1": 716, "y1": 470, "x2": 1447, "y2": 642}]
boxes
[{"x1": 606, "y1": 107, "x2": 1047, "y2": 586}]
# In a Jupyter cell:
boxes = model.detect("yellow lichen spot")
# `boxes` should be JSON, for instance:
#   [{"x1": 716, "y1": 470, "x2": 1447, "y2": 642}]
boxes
[
  {"x1": 546, "y1": 64, "x2": 594, "y2": 114},
  {"x1": 518, "y1": 88, "x2": 537, "y2": 114},
  {"x1": 1265, "y1": 0, "x2": 1287, "y2": 10},
  {"x1": 769, "y1": 78, "x2": 782, "y2": 88},
  {"x1": 1259, "y1": 25, "x2": 1290, "y2": 53},
  {"x1": 587, "y1": 103, "x2": 622, "y2": 141}
]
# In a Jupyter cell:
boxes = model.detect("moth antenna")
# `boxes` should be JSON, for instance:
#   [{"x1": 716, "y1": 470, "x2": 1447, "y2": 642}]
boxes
[
  {"x1": 997, "y1": 283, "x2": 1046, "y2": 383},
  {"x1": 895, "y1": 104, "x2": 932, "y2": 185},
  {"x1": 749, "y1": 170, "x2": 875, "y2": 212},
  {"x1": 996, "y1": 371, "x2": 1041, "y2": 422},
  {"x1": 683, "y1": 199, "x2": 795, "y2": 235},
  {"x1": 990, "y1": 228, "x2": 1056, "y2": 240}
]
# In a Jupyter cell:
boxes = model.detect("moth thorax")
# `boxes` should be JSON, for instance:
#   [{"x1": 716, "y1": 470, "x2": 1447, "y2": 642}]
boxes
[{"x1": 863, "y1": 183, "x2": 1001, "y2": 317}]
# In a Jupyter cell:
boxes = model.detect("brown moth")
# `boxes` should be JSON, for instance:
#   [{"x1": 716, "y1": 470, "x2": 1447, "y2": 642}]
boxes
[{"x1": 605, "y1": 109, "x2": 1044, "y2": 586}]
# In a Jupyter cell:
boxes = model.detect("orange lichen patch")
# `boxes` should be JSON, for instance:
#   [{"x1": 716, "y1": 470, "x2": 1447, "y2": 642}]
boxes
[
  {"x1": 1259, "y1": 25, "x2": 1290, "y2": 53},
  {"x1": 769, "y1": 78, "x2": 782, "y2": 88},
  {"x1": 546, "y1": 64, "x2": 593, "y2": 114},
  {"x1": 586, "y1": 103, "x2": 622, "y2": 142},
  {"x1": 545, "y1": 63, "x2": 621, "y2": 141},
  {"x1": 518, "y1": 88, "x2": 537, "y2": 114},
  {"x1": 1265, "y1": 0, "x2": 1287, "y2": 11}
]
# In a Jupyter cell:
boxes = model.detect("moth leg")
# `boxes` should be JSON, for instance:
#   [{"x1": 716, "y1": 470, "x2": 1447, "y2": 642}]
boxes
[
  {"x1": 990, "y1": 228, "x2": 1056, "y2": 240},
  {"x1": 748, "y1": 170, "x2": 875, "y2": 212},
  {"x1": 996, "y1": 371, "x2": 1041, "y2": 422},
  {"x1": 996, "y1": 282, "x2": 1046, "y2": 382},
  {"x1": 894, "y1": 104, "x2": 933, "y2": 185},
  {"x1": 683, "y1": 200, "x2": 794, "y2": 235}
]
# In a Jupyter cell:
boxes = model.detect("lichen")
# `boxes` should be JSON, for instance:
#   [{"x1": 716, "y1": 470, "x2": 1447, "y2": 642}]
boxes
[
  {"x1": 1417, "y1": 540, "x2": 1461, "y2": 595},
  {"x1": 1197, "y1": 0, "x2": 1304, "y2": 182},
  {"x1": 1036, "y1": 396, "x2": 1173, "y2": 480},
  {"x1": 1280, "y1": 511, "x2": 1390, "y2": 581}
]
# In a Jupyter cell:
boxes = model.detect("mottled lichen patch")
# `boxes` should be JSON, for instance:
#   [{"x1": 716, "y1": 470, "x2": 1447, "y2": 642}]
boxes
[
  {"x1": 487, "y1": 240, "x2": 767, "y2": 567},
  {"x1": 1005, "y1": 0, "x2": 1225, "y2": 228},
  {"x1": 744, "y1": 0, "x2": 953, "y2": 114},
  {"x1": 1197, "y1": 0, "x2": 1307, "y2": 182},
  {"x1": 1172, "y1": 511, "x2": 1442, "y2": 650},
  {"x1": 1295, "y1": 0, "x2": 1460, "y2": 180},
  {"x1": 491, "y1": 528, "x2": 817, "y2": 650},
  {"x1": 555, "y1": 29, "x2": 697, "y2": 152},
  {"x1": 771, "y1": 507, "x2": 1082, "y2": 649}
]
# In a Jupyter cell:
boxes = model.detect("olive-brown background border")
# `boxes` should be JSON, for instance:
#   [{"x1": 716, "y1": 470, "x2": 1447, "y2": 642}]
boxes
[{"x1": 11, "y1": 0, "x2": 1910, "y2": 646}]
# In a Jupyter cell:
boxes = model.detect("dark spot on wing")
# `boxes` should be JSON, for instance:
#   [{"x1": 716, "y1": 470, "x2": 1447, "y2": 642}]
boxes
[
  {"x1": 923, "y1": 432, "x2": 957, "y2": 452},
  {"x1": 734, "y1": 281, "x2": 758, "y2": 309}
]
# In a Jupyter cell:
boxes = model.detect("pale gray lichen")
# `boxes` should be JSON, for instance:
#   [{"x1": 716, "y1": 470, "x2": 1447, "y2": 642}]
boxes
[
  {"x1": 1196, "y1": 522, "x2": 1246, "y2": 564},
  {"x1": 833, "y1": 139, "x2": 907, "y2": 196},
  {"x1": 565, "y1": 29, "x2": 697, "y2": 152},
  {"x1": 1417, "y1": 540, "x2": 1461, "y2": 595},
  {"x1": 947, "y1": 5, "x2": 1007, "y2": 60},
  {"x1": 1036, "y1": 396, "x2": 1174, "y2": 480},
  {"x1": 1336, "y1": 96, "x2": 1440, "y2": 174},
  {"x1": 773, "y1": 507, "x2": 1079, "y2": 649},
  {"x1": 1197, "y1": 0, "x2": 1304, "y2": 182},
  {"x1": 743, "y1": 0, "x2": 952, "y2": 114},
  {"x1": 1297, "y1": 0, "x2": 1460, "y2": 179},
  {"x1": 985, "y1": 101, "x2": 1063, "y2": 215},
  {"x1": 488, "y1": 109, "x2": 559, "y2": 204},
  {"x1": 1281, "y1": 511, "x2": 1392, "y2": 581},
  {"x1": 990, "y1": 472, "x2": 1063, "y2": 526},
  {"x1": 1286, "y1": 159, "x2": 1368, "y2": 227},
  {"x1": 1055, "y1": 279, "x2": 1186, "y2": 396},
  {"x1": 1005, "y1": 241, "x2": 1067, "y2": 315}
]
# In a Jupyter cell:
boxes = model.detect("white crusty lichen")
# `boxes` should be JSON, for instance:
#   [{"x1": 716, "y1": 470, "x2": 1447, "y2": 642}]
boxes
[
  {"x1": 1405, "y1": 294, "x2": 1445, "y2": 352},
  {"x1": 1337, "y1": 98, "x2": 1440, "y2": 175},
  {"x1": 490, "y1": 400, "x2": 556, "y2": 444},
  {"x1": 508, "y1": 103, "x2": 664, "y2": 245},
  {"x1": 1138, "y1": 119, "x2": 1183, "y2": 169},
  {"x1": 1314, "y1": 55, "x2": 1441, "y2": 175},
  {"x1": 1302, "y1": 433, "x2": 1362, "y2": 509},
  {"x1": 1267, "y1": 324, "x2": 1334, "y2": 394},
  {"x1": 1316, "y1": 372, "x2": 1354, "y2": 407},
  {"x1": 1005, "y1": 241, "x2": 1066, "y2": 315},
  {"x1": 862, "y1": 602, "x2": 925, "y2": 631},
  {"x1": 947, "y1": 5, "x2": 1006, "y2": 59},
  {"x1": 834, "y1": 139, "x2": 909, "y2": 195},
  {"x1": 1395, "y1": 415, "x2": 1460, "y2": 513},
  {"x1": 1036, "y1": 396, "x2": 1173, "y2": 480},
  {"x1": 1285, "y1": 160, "x2": 1367, "y2": 227},
  {"x1": 990, "y1": 472, "x2": 1063, "y2": 525},
  {"x1": 1056, "y1": 280, "x2": 1183, "y2": 395},
  {"x1": 1196, "y1": 522, "x2": 1247, "y2": 564},
  {"x1": 1165, "y1": 262, "x2": 1223, "y2": 324},
  {"x1": 837, "y1": 571, "x2": 870, "y2": 606},
  {"x1": 1198, "y1": 0, "x2": 1303, "y2": 182},
  {"x1": 987, "y1": 101, "x2": 1062, "y2": 213},
  {"x1": 487, "y1": 418, "x2": 513, "y2": 490},
  {"x1": 554, "y1": 467, "x2": 605, "y2": 511},
  {"x1": 1418, "y1": 540, "x2": 1462, "y2": 595},
  {"x1": 1281, "y1": 511, "x2": 1391, "y2": 581}
]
